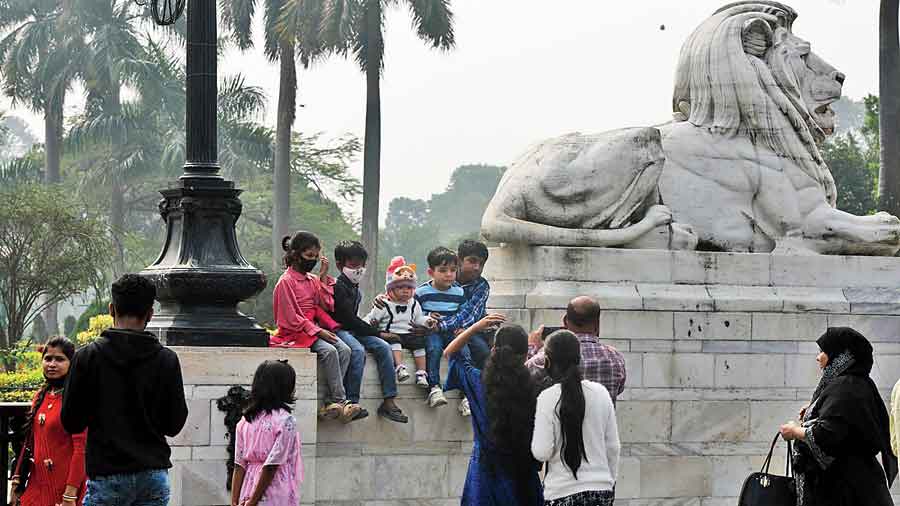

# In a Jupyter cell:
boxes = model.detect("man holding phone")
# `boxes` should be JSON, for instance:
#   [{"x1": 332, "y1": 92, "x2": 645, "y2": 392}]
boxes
[{"x1": 525, "y1": 296, "x2": 627, "y2": 404}]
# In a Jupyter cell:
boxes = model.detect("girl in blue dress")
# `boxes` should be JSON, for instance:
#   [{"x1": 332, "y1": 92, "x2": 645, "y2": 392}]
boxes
[{"x1": 444, "y1": 314, "x2": 543, "y2": 506}]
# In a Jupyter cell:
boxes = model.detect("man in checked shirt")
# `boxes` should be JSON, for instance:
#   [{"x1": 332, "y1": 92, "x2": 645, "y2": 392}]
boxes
[{"x1": 526, "y1": 296, "x2": 627, "y2": 405}]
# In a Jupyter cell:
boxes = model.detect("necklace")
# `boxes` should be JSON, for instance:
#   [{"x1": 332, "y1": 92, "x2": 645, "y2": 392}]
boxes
[{"x1": 47, "y1": 387, "x2": 64, "y2": 409}]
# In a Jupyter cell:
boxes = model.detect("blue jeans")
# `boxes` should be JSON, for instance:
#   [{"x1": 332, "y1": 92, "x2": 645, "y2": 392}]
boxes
[
  {"x1": 425, "y1": 332, "x2": 455, "y2": 387},
  {"x1": 336, "y1": 330, "x2": 398, "y2": 402},
  {"x1": 84, "y1": 469, "x2": 170, "y2": 506},
  {"x1": 467, "y1": 332, "x2": 491, "y2": 370}
]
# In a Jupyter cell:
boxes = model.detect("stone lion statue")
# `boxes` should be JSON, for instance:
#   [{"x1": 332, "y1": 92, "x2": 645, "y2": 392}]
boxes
[{"x1": 481, "y1": 1, "x2": 900, "y2": 255}]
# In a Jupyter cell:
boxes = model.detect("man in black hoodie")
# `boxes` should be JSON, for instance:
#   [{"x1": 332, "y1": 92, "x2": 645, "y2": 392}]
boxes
[{"x1": 62, "y1": 274, "x2": 188, "y2": 506}]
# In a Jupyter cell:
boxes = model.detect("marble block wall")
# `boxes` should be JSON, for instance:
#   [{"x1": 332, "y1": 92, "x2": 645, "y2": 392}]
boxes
[
  {"x1": 167, "y1": 347, "x2": 474, "y2": 506},
  {"x1": 485, "y1": 246, "x2": 900, "y2": 506}
]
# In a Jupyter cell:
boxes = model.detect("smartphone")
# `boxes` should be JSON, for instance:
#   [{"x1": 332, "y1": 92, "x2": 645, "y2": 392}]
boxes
[{"x1": 541, "y1": 326, "x2": 564, "y2": 340}]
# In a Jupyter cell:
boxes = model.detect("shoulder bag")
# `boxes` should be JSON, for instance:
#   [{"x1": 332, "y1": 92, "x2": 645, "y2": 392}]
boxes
[{"x1": 737, "y1": 432, "x2": 796, "y2": 506}]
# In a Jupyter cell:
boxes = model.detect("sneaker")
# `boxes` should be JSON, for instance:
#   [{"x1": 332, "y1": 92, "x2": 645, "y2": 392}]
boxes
[
  {"x1": 318, "y1": 402, "x2": 343, "y2": 420},
  {"x1": 415, "y1": 370, "x2": 429, "y2": 389},
  {"x1": 378, "y1": 403, "x2": 409, "y2": 423},
  {"x1": 396, "y1": 364, "x2": 411, "y2": 383},
  {"x1": 458, "y1": 397, "x2": 471, "y2": 417},
  {"x1": 339, "y1": 401, "x2": 362, "y2": 424},
  {"x1": 428, "y1": 386, "x2": 448, "y2": 408}
]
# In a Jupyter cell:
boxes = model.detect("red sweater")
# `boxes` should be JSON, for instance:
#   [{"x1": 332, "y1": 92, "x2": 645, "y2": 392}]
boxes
[{"x1": 15, "y1": 390, "x2": 87, "y2": 506}]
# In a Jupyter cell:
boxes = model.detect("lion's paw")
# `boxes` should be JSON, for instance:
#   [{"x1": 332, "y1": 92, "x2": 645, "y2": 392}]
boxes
[{"x1": 671, "y1": 222, "x2": 699, "y2": 250}]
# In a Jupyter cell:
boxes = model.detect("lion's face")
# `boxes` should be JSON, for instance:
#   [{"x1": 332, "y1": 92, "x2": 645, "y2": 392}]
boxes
[{"x1": 776, "y1": 32, "x2": 844, "y2": 137}]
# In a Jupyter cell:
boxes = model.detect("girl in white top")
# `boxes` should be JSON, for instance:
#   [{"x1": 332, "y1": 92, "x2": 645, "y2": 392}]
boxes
[{"x1": 531, "y1": 330, "x2": 620, "y2": 506}]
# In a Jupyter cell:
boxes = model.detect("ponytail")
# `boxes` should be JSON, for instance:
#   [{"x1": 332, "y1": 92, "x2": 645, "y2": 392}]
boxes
[
  {"x1": 545, "y1": 330, "x2": 588, "y2": 480},
  {"x1": 557, "y1": 363, "x2": 587, "y2": 479}
]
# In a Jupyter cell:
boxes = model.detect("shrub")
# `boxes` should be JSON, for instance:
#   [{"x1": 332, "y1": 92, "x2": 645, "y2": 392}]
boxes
[
  {"x1": 0, "y1": 367, "x2": 42, "y2": 402},
  {"x1": 76, "y1": 314, "x2": 113, "y2": 347}
]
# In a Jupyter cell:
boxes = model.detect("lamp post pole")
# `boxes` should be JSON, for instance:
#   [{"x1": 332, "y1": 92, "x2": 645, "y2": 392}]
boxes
[{"x1": 138, "y1": 0, "x2": 268, "y2": 346}]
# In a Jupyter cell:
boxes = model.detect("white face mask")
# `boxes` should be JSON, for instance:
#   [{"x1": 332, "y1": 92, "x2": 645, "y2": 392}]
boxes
[{"x1": 342, "y1": 266, "x2": 366, "y2": 285}]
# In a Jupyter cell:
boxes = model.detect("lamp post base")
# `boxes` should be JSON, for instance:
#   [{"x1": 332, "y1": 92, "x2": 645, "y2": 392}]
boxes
[{"x1": 140, "y1": 177, "x2": 268, "y2": 347}]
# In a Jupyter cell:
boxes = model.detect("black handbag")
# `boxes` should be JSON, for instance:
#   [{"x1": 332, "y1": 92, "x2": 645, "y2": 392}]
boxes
[{"x1": 737, "y1": 432, "x2": 797, "y2": 506}]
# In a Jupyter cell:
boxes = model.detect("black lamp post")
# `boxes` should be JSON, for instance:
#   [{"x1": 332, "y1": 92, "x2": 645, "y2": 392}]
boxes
[{"x1": 138, "y1": 0, "x2": 268, "y2": 346}]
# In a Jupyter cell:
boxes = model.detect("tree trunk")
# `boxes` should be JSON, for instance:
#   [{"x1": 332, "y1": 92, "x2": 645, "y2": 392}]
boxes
[
  {"x1": 108, "y1": 84, "x2": 126, "y2": 277},
  {"x1": 361, "y1": 2, "x2": 383, "y2": 300},
  {"x1": 879, "y1": 0, "x2": 900, "y2": 216},
  {"x1": 44, "y1": 91, "x2": 64, "y2": 184},
  {"x1": 42, "y1": 89, "x2": 65, "y2": 334},
  {"x1": 272, "y1": 43, "x2": 297, "y2": 273}
]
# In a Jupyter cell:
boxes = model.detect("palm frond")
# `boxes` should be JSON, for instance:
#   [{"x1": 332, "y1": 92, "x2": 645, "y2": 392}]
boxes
[
  {"x1": 0, "y1": 156, "x2": 43, "y2": 184},
  {"x1": 220, "y1": 0, "x2": 257, "y2": 50},
  {"x1": 404, "y1": 0, "x2": 454, "y2": 49},
  {"x1": 218, "y1": 75, "x2": 268, "y2": 121}
]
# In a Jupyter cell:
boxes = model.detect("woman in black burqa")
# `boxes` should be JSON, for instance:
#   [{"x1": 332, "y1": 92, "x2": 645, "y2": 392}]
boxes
[{"x1": 779, "y1": 327, "x2": 897, "y2": 506}]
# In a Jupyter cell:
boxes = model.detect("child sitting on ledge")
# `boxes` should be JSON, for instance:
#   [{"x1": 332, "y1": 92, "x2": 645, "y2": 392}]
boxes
[{"x1": 366, "y1": 257, "x2": 432, "y2": 388}]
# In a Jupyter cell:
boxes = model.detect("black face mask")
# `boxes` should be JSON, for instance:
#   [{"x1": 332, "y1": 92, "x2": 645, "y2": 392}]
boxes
[{"x1": 298, "y1": 258, "x2": 318, "y2": 273}]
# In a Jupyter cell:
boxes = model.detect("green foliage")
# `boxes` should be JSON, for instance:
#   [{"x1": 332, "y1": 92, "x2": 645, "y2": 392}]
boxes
[
  {"x1": 73, "y1": 297, "x2": 109, "y2": 337},
  {"x1": 822, "y1": 134, "x2": 878, "y2": 216},
  {"x1": 76, "y1": 314, "x2": 112, "y2": 347},
  {"x1": 0, "y1": 183, "x2": 110, "y2": 355},
  {"x1": 0, "y1": 367, "x2": 43, "y2": 402}
]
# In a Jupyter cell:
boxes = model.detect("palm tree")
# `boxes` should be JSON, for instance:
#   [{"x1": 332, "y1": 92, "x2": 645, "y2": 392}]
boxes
[
  {"x1": 0, "y1": 0, "x2": 84, "y2": 333},
  {"x1": 316, "y1": 0, "x2": 454, "y2": 295},
  {"x1": 221, "y1": 0, "x2": 326, "y2": 271},
  {"x1": 0, "y1": 0, "x2": 80, "y2": 185},
  {"x1": 880, "y1": 0, "x2": 900, "y2": 217}
]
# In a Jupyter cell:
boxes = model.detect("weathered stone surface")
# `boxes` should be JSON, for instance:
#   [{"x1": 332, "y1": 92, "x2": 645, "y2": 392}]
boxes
[
  {"x1": 776, "y1": 287, "x2": 849, "y2": 313},
  {"x1": 638, "y1": 284, "x2": 714, "y2": 311},
  {"x1": 671, "y1": 401, "x2": 750, "y2": 442},
  {"x1": 715, "y1": 355, "x2": 786, "y2": 388},
  {"x1": 674, "y1": 312, "x2": 750, "y2": 341},
  {"x1": 372, "y1": 455, "x2": 450, "y2": 499},
  {"x1": 671, "y1": 252, "x2": 771, "y2": 286},
  {"x1": 617, "y1": 457, "x2": 642, "y2": 499},
  {"x1": 169, "y1": 399, "x2": 210, "y2": 446},
  {"x1": 749, "y1": 401, "x2": 800, "y2": 442},
  {"x1": 751, "y1": 313, "x2": 826, "y2": 341},
  {"x1": 599, "y1": 311, "x2": 674, "y2": 340},
  {"x1": 643, "y1": 353, "x2": 715, "y2": 388},
  {"x1": 827, "y1": 314, "x2": 900, "y2": 342},
  {"x1": 845, "y1": 287, "x2": 900, "y2": 314},
  {"x1": 639, "y1": 456, "x2": 710, "y2": 498},
  {"x1": 525, "y1": 281, "x2": 643, "y2": 310},
  {"x1": 617, "y1": 401, "x2": 672, "y2": 443},
  {"x1": 707, "y1": 285, "x2": 780, "y2": 312}
]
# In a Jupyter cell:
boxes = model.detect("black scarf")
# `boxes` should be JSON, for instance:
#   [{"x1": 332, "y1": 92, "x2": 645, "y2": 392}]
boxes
[{"x1": 812, "y1": 327, "x2": 897, "y2": 486}]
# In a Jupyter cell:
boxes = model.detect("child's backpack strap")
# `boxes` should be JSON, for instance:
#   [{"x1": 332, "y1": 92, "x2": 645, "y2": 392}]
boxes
[{"x1": 384, "y1": 304, "x2": 395, "y2": 333}]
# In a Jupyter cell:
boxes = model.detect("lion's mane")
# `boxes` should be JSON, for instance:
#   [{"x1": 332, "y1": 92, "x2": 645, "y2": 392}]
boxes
[{"x1": 671, "y1": 1, "x2": 835, "y2": 205}]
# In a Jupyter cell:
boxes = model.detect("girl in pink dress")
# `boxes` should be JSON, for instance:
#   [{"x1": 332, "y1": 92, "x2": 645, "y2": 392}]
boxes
[{"x1": 231, "y1": 360, "x2": 303, "y2": 506}]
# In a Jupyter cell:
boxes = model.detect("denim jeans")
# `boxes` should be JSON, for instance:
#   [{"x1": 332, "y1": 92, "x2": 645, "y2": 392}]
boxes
[
  {"x1": 84, "y1": 469, "x2": 170, "y2": 506},
  {"x1": 425, "y1": 332, "x2": 455, "y2": 387},
  {"x1": 467, "y1": 332, "x2": 491, "y2": 370},
  {"x1": 336, "y1": 330, "x2": 398, "y2": 402}
]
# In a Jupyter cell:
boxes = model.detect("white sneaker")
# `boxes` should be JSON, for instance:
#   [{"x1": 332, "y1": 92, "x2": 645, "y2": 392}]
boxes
[
  {"x1": 458, "y1": 397, "x2": 471, "y2": 417},
  {"x1": 428, "y1": 386, "x2": 448, "y2": 408},
  {"x1": 415, "y1": 370, "x2": 429, "y2": 389},
  {"x1": 396, "y1": 364, "x2": 410, "y2": 383}
]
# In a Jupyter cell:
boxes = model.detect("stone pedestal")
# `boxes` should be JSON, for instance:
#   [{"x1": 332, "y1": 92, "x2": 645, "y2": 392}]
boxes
[
  {"x1": 167, "y1": 346, "x2": 473, "y2": 505},
  {"x1": 486, "y1": 246, "x2": 900, "y2": 505}
]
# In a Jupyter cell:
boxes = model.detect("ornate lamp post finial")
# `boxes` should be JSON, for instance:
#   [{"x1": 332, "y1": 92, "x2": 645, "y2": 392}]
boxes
[{"x1": 135, "y1": 0, "x2": 185, "y2": 26}]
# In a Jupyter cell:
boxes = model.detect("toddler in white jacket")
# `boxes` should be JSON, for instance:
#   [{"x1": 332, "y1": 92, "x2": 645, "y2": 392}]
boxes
[{"x1": 366, "y1": 257, "x2": 432, "y2": 387}]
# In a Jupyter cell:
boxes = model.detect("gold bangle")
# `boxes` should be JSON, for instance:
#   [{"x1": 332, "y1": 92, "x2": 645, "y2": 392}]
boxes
[{"x1": 62, "y1": 494, "x2": 78, "y2": 501}]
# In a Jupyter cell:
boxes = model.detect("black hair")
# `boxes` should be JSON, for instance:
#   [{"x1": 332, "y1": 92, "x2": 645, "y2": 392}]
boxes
[
  {"x1": 482, "y1": 324, "x2": 538, "y2": 505},
  {"x1": 21, "y1": 337, "x2": 77, "y2": 473},
  {"x1": 457, "y1": 239, "x2": 489, "y2": 263},
  {"x1": 544, "y1": 330, "x2": 588, "y2": 479},
  {"x1": 282, "y1": 231, "x2": 321, "y2": 270},
  {"x1": 334, "y1": 240, "x2": 368, "y2": 265},
  {"x1": 111, "y1": 274, "x2": 156, "y2": 320},
  {"x1": 244, "y1": 360, "x2": 296, "y2": 423},
  {"x1": 426, "y1": 246, "x2": 459, "y2": 269}
]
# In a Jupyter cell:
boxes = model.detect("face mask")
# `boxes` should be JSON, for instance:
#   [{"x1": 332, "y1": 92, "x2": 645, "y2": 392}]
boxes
[
  {"x1": 342, "y1": 266, "x2": 366, "y2": 285},
  {"x1": 298, "y1": 258, "x2": 318, "y2": 273}
]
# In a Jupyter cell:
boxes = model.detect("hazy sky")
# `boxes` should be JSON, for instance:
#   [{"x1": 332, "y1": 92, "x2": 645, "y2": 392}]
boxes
[{"x1": 4, "y1": 0, "x2": 877, "y2": 220}]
